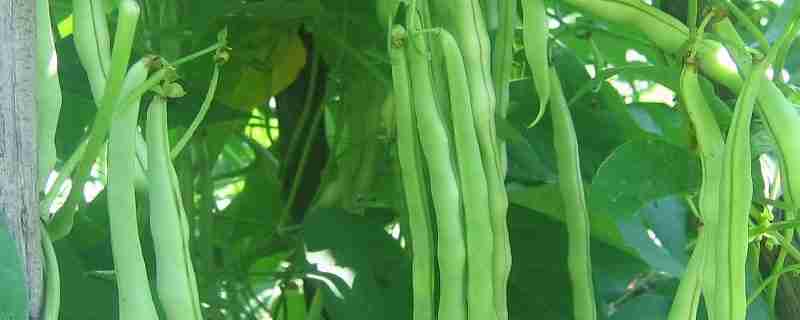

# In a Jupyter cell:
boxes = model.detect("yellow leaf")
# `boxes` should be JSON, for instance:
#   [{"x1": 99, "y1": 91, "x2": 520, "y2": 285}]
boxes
[{"x1": 218, "y1": 28, "x2": 307, "y2": 110}]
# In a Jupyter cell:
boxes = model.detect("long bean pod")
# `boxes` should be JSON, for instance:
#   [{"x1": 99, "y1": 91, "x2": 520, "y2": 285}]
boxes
[
  {"x1": 492, "y1": 0, "x2": 514, "y2": 119},
  {"x1": 709, "y1": 17, "x2": 800, "y2": 311},
  {"x1": 147, "y1": 95, "x2": 204, "y2": 320},
  {"x1": 757, "y1": 79, "x2": 800, "y2": 310},
  {"x1": 755, "y1": 18, "x2": 800, "y2": 314},
  {"x1": 36, "y1": 0, "x2": 63, "y2": 190},
  {"x1": 716, "y1": 18, "x2": 800, "y2": 320},
  {"x1": 106, "y1": 59, "x2": 160, "y2": 320},
  {"x1": 406, "y1": 20, "x2": 470, "y2": 320},
  {"x1": 715, "y1": 55, "x2": 772, "y2": 320},
  {"x1": 549, "y1": 67, "x2": 598, "y2": 320},
  {"x1": 666, "y1": 240, "x2": 703, "y2": 320},
  {"x1": 493, "y1": 0, "x2": 515, "y2": 177},
  {"x1": 40, "y1": 223, "x2": 60, "y2": 320},
  {"x1": 667, "y1": 63, "x2": 725, "y2": 320},
  {"x1": 521, "y1": 0, "x2": 550, "y2": 127},
  {"x1": 440, "y1": 28, "x2": 495, "y2": 320},
  {"x1": 390, "y1": 25, "x2": 435, "y2": 320}
]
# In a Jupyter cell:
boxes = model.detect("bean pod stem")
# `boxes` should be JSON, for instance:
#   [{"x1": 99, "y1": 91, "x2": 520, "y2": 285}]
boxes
[
  {"x1": 36, "y1": 0, "x2": 63, "y2": 190},
  {"x1": 521, "y1": 0, "x2": 550, "y2": 128},
  {"x1": 549, "y1": 67, "x2": 598, "y2": 320}
]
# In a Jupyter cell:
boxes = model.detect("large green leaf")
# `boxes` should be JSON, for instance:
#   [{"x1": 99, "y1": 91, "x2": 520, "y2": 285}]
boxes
[{"x1": 589, "y1": 139, "x2": 700, "y2": 221}]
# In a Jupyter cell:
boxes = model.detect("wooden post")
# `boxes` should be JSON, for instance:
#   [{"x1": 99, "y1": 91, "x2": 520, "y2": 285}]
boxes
[{"x1": 0, "y1": 0, "x2": 42, "y2": 318}]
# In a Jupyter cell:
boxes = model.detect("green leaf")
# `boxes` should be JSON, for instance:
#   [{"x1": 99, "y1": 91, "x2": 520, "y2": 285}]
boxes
[
  {"x1": 628, "y1": 102, "x2": 691, "y2": 148},
  {"x1": 589, "y1": 139, "x2": 701, "y2": 220},
  {"x1": 0, "y1": 216, "x2": 28, "y2": 320},
  {"x1": 55, "y1": 239, "x2": 118, "y2": 319}
]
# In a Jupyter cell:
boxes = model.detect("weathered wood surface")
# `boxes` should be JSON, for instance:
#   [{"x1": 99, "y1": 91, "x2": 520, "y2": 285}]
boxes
[{"x1": 0, "y1": 0, "x2": 42, "y2": 318}]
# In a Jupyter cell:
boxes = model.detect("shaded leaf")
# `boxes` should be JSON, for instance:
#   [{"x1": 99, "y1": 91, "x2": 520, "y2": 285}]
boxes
[
  {"x1": 303, "y1": 208, "x2": 410, "y2": 320},
  {"x1": 0, "y1": 216, "x2": 28, "y2": 320}
]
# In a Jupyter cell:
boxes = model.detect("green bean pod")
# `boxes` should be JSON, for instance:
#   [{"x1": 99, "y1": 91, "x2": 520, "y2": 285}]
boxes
[
  {"x1": 106, "y1": 59, "x2": 159, "y2": 320},
  {"x1": 711, "y1": 14, "x2": 800, "y2": 311},
  {"x1": 73, "y1": 0, "x2": 112, "y2": 103},
  {"x1": 389, "y1": 25, "x2": 436, "y2": 320},
  {"x1": 493, "y1": 0, "x2": 515, "y2": 176},
  {"x1": 40, "y1": 223, "x2": 60, "y2": 320},
  {"x1": 549, "y1": 67, "x2": 598, "y2": 320},
  {"x1": 147, "y1": 95, "x2": 204, "y2": 320},
  {"x1": 406, "y1": 21, "x2": 470, "y2": 320},
  {"x1": 666, "y1": 239, "x2": 703, "y2": 320},
  {"x1": 715, "y1": 58, "x2": 771, "y2": 320},
  {"x1": 440, "y1": 29, "x2": 496, "y2": 320},
  {"x1": 757, "y1": 77, "x2": 800, "y2": 309},
  {"x1": 715, "y1": 18, "x2": 798, "y2": 319},
  {"x1": 36, "y1": 0, "x2": 63, "y2": 190},
  {"x1": 668, "y1": 64, "x2": 725, "y2": 320},
  {"x1": 521, "y1": 0, "x2": 550, "y2": 127}
]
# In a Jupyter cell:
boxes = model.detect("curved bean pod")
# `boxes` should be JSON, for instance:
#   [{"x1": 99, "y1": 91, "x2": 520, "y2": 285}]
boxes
[
  {"x1": 147, "y1": 95, "x2": 204, "y2": 320},
  {"x1": 36, "y1": 0, "x2": 63, "y2": 190},
  {"x1": 106, "y1": 59, "x2": 159, "y2": 320},
  {"x1": 549, "y1": 67, "x2": 598, "y2": 320},
  {"x1": 40, "y1": 223, "x2": 60, "y2": 320},
  {"x1": 521, "y1": 0, "x2": 550, "y2": 127},
  {"x1": 493, "y1": 0, "x2": 515, "y2": 176},
  {"x1": 667, "y1": 64, "x2": 725, "y2": 320}
]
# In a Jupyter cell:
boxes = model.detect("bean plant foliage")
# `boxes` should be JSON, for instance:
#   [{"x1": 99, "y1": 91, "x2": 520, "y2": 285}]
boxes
[{"x1": 18, "y1": 0, "x2": 800, "y2": 319}]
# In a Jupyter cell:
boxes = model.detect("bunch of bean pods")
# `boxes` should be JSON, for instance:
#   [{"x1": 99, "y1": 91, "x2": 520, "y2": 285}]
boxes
[{"x1": 385, "y1": 1, "x2": 596, "y2": 319}]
